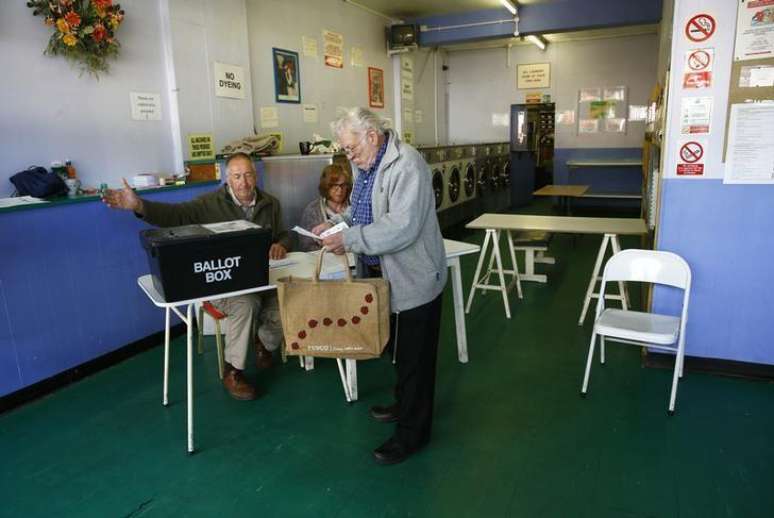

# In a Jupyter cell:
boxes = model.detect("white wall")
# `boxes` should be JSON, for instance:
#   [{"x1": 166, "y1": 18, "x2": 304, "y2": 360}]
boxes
[
  {"x1": 245, "y1": 0, "x2": 394, "y2": 152},
  {"x1": 169, "y1": 0, "x2": 255, "y2": 158},
  {"x1": 445, "y1": 33, "x2": 659, "y2": 148},
  {"x1": 412, "y1": 48, "x2": 449, "y2": 146},
  {"x1": 0, "y1": 0, "x2": 176, "y2": 197}
]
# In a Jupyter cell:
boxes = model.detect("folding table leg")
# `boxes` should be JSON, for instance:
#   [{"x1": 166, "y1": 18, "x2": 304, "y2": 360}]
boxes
[
  {"x1": 578, "y1": 234, "x2": 611, "y2": 325},
  {"x1": 491, "y1": 231, "x2": 511, "y2": 319},
  {"x1": 346, "y1": 359, "x2": 358, "y2": 401},
  {"x1": 610, "y1": 235, "x2": 629, "y2": 310},
  {"x1": 505, "y1": 231, "x2": 523, "y2": 299},
  {"x1": 448, "y1": 256, "x2": 469, "y2": 363},
  {"x1": 163, "y1": 307, "x2": 170, "y2": 406},
  {"x1": 186, "y1": 303, "x2": 194, "y2": 454},
  {"x1": 465, "y1": 229, "x2": 492, "y2": 314}
]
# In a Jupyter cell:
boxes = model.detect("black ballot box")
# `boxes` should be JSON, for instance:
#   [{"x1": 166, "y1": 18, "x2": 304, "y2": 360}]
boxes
[{"x1": 140, "y1": 221, "x2": 272, "y2": 302}]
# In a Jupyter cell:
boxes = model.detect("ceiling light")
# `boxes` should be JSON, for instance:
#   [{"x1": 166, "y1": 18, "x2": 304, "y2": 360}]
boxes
[
  {"x1": 500, "y1": 0, "x2": 517, "y2": 16},
  {"x1": 526, "y1": 34, "x2": 546, "y2": 50}
]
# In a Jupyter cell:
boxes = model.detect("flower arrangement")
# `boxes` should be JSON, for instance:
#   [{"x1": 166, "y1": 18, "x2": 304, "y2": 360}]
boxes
[{"x1": 27, "y1": 0, "x2": 125, "y2": 76}]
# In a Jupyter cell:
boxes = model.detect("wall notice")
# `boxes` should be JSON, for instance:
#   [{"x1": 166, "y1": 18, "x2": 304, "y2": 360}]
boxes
[
  {"x1": 676, "y1": 139, "x2": 706, "y2": 176},
  {"x1": 724, "y1": 103, "x2": 774, "y2": 183},
  {"x1": 517, "y1": 63, "x2": 550, "y2": 89},
  {"x1": 680, "y1": 96, "x2": 713, "y2": 134},
  {"x1": 734, "y1": 0, "x2": 774, "y2": 61},
  {"x1": 214, "y1": 62, "x2": 246, "y2": 99},
  {"x1": 323, "y1": 30, "x2": 344, "y2": 69},
  {"x1": 188, "y1": 133, "x2": 215, "y2": 160},
  {"x1": 130, "y1": 92, "x2": 161, "y2": 121},
  {"x1": 683, "y1": 48, "x2": 714, "y2": 89}
]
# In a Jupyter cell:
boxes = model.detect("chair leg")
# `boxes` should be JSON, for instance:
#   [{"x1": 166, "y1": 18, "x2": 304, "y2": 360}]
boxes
[
  {"x1": 669, "y1": 339, "x2": 686, "y2": 415},
  {"x1": 600, "y1": 336, "x2": 606, "y2": 365},
  {"x1": 214, "y1": 319, "x2": 225, "y2": 380},
  {"x1": 197, "y1": 306, "x2": 204, "y2": 355},
  {"x1": 581, "y1": 332, "x2": 598, "y2": 396}
]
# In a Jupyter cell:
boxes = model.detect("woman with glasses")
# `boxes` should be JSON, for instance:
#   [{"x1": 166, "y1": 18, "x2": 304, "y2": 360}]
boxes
[{"x1": 297, "y1": 163, "x2": 352, "y2": 252}]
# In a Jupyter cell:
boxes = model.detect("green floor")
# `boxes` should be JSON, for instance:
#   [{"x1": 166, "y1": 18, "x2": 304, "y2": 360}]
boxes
[{"x1": 2, "y1": 202, "x2": 774, "y2": 517}]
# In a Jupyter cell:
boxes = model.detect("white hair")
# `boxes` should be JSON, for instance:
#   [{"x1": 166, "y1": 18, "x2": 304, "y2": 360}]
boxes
[{"x1": 330, "y1": 107, "x2": 388, "y2": 139}]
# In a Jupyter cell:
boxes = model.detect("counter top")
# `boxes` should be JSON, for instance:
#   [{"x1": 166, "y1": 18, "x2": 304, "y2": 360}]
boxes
[{"x1": 0, "y1": 180, "x2": 220, "y2": 215}]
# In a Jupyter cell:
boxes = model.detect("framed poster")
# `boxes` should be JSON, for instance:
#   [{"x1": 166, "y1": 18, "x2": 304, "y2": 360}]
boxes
[
  {"x1": 368, "y1": 67, "x2": 384, "y2": 108},
  {"x1": 272, "y1": 48, "x2": 301, "y2": 103}
]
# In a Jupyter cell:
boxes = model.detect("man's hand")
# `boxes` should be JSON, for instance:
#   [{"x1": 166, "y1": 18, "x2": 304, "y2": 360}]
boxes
[
  {"x1": 321, "y1": 232, "x2": 346, "y2": 255},
  {"x1": 269, "y1": 243, "x2": 288, "y2": 260},
  {"x1": 311, "y1": 222, "x2": 332, "y2": 235},
  {"x1": 102, "y1": 178, "x2": 143, "y2": 214}
]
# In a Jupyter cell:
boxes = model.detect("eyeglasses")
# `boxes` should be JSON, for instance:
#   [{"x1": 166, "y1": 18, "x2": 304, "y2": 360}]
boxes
[
  {"x1": 329, "y1": 182, "x2": 348, "y2": 191},
  {"x1": 341, "y1": 133, "x2": 369, "y2": 158}
]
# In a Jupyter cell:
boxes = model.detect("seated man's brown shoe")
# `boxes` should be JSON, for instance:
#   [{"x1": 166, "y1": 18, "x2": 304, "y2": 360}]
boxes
[
  {"x1": 255, "y1": 339, "x2": 274, "y2": 370},
  {"x1": 222, "y1": 363, "x2": 257, "y2": 401}
]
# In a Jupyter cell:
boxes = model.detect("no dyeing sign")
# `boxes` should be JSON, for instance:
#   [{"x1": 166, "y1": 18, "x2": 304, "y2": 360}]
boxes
[{"x1": 214, "y1": 62, "x2": 246, "y2": 99}]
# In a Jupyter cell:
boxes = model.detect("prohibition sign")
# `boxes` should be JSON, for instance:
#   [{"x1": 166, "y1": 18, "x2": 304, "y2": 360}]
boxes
[
  {"x1": 680, "y1": 141, "x2": 704, "y2": 163},
  {"x1": 688, "y1": 50, "x2": 711, "y2": 71},
  {"x1": 685, "y1": 14, "x2": 716, "y2": 42}
]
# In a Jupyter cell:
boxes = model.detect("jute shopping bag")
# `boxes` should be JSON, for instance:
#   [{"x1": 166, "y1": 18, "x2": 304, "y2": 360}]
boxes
[{"x1": 276, "y1": 249, "x2": 390, "y2": 359}]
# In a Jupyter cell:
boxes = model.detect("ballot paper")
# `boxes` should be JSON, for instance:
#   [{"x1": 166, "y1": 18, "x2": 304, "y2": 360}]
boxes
[{"x1": 292, "y1": 221, "x2": 348, "y2": 241}]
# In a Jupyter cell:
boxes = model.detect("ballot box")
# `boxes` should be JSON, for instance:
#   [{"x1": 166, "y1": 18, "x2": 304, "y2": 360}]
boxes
[{"x1": 140, "y1": 221, "x2": 271, "y2": 302}]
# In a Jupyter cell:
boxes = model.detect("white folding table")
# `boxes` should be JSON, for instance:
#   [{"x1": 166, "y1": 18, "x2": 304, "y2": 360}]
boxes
[{"x1": 465, "y1": 214, "x2": 647, "y2": 324}]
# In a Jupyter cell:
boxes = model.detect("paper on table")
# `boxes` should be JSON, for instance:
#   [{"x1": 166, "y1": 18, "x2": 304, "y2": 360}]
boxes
[{"x1": 0, "y1": 196, "x2": 48, "y2": 208}]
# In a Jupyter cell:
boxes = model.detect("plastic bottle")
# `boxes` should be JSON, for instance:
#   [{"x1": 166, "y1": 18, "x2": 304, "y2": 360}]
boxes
[{"x1": 65, "y1": 160, "x2": 77, "y2": 179}]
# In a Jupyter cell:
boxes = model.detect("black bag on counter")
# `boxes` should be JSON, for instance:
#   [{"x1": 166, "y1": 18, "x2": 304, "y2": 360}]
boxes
[{"x1": 9, "y1": 166, "x2": 68, "y2": 198}]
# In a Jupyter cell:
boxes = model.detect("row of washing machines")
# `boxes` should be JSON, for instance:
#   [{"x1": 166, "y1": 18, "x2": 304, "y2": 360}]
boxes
[{"x1": 418, "y1": 142, "x2": 511, "y2": 230}]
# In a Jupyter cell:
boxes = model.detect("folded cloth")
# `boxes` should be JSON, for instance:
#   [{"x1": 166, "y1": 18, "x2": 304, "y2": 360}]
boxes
[{"x1": 220, "y1": 134, "x2": 281, "y2": 156}]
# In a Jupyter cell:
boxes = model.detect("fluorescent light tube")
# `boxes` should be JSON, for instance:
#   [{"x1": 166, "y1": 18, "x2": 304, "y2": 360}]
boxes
[
  {"x1": 500, "y1": 0, "x2": 517, "y2": 15},
  {"x1": 526, "y1": 34, "x2": 546, "y2": 50}
]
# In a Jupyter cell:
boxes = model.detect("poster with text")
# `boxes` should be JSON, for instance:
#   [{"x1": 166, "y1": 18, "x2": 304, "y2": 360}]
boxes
[
  {"x1": 272, "y1": 48, "x2": 300, "y2": 103},
  {"x1": 323, "y1": 30, "x2": 344, "y2": 68},
  {"x1": 368, "y1": 67, "x2": 384, "y2": 108}
]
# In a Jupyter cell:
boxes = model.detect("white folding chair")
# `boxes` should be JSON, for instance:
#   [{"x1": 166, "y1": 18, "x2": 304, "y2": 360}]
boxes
[{"x1": 580, "y1": 249, "x2": 692, "y2": 415}]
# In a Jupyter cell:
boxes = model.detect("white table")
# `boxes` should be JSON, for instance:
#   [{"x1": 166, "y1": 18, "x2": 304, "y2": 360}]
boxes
[
  {"x1": 138, "y1": 277, "x2": 275, "y2": 454},
  {"x1": 465, "y1": 214, "x2": 647, "y2": 324}
]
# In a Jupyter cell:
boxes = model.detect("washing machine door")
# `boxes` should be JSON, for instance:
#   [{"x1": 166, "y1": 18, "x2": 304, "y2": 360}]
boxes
[
  {"x1": 448, "y1": 165, "x2": 461, "y2": 203},
  {"x1": 477, "y1": 162, "x2": 490, "y2": 193},
  {"x1": 501, "y1": 159, "x2": 511, "y2": 188},
  {"x1": 464, "y1": 163, "x2": 476, "y2": 197},
  {"x1": 432, "y1": 169, "x2": 444, "y2": 210},
  {"x1": 488, "y1": 160, "x2": 500, "y2": 190}
]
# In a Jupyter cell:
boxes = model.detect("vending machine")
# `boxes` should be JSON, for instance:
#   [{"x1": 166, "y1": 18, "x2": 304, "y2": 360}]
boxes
[{"x1": 509, "y1": 103, "x2": 554, "y2": 207}]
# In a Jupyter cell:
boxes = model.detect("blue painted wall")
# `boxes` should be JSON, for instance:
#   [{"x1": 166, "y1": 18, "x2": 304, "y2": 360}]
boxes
[
  {"x1": 0, "y1": 183, "x2": 215, "y2": 397},
  {"x1": 552, "y1": 147, "x2": 642, "y2": 209},
  {"x1": 654, "y1": 179, "x2": 774, "y2": 365}
]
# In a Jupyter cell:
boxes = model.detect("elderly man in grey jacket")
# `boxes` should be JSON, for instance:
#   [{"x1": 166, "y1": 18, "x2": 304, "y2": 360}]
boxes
[{"x1": 315, "y1": 107, "x2": 447, "y2": 465}]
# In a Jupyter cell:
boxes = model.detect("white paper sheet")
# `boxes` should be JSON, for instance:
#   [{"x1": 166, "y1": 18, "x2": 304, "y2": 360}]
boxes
[{"x1": 724, "y1": 103, "x2": 774, "y2": 184}]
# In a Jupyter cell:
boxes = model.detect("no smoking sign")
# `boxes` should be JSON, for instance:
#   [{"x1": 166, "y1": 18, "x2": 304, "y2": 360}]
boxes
[
  {"x1": 685, "y1": 13, "x2": 716, "y2": 42},
  {"x1": 677, "y1": 141, "x2": 705, "y2": 176},
  {"x1": 683, "y1": 48, "x2": 714, "y2": 89}
]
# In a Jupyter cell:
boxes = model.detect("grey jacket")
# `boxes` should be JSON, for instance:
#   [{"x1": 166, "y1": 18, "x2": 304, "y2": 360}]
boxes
[{"x1": 334, "y1": 130, "x2": 447, "y2": 312}]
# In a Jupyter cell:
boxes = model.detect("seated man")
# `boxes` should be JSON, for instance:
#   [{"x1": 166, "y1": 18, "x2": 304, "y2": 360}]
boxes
[{"x1": 102, "y1": 152, "x2": 290, "y2": 401}]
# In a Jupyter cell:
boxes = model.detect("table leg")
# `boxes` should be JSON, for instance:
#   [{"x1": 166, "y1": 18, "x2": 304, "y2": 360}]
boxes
[
  {"x1": 336, "y1": 359, "x2": 351, "y2": 402},
  {"x1": 448, "y1": 256, "x2": 468, "y2": 363},
  {"x1": 465, "y1": 229, "x2": 492, "y2": 314},
  {"x1": 578, "y1": 234, "x2": 611, "y2": 325},
  {"x1": 491, "y1": 231, "x2": 512, "y2": 319},
  {"x1": 186, "y1": 303, "x2": 194, "y2": 454},
  {"x1": 610, "y1": 235, "x2": 629, "y2": 309},
  {"x1": 505, "y1": 231, "x2": 523, "y2": 299},
  {"x1": 163, "y1": 307, "x2": 170, "y2": 406},
  {"x1": 346, "y1": 359, "x2": 358, "y2": 401}
]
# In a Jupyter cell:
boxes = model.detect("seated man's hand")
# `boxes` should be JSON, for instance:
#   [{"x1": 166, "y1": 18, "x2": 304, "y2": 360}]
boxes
[
  {"x1": 322, "y1": 232, "x2": 346, "y2": 255},
  {"x1": 269, "y1": 243, "x2": 288, "y2": 260},
  {"x1": 102, "y1": 178, "x2": 143, "y2": 213},
  {"x1": 311, "y1": 222, "x2": 332, "y2": 235}
]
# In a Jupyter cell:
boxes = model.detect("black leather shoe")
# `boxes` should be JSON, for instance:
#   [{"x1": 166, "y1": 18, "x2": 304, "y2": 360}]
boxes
[
  {"x1": 370, "y1": 403, "x2": 398, "y2": 423},
  {"x1": 372, "y1": 437, "x2": 411, "y2": 465}
]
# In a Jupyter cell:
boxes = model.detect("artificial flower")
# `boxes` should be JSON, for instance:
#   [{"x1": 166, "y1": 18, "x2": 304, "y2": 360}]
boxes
[
  {"x1": 92, "y1": 24, "x2": 107, "y2": 43},
  {"x1": 64, "y1": 11, "x2": 80, "y2": 27},
  {"x1": 56, "y1": 18, "x2": 69, "y2": 33},
  {"x1": 93, "y1": 0, "x2": 113, "y2": 8},
  {"x1": 62, "y1": 33, "x2": 78, "y2": 46}
]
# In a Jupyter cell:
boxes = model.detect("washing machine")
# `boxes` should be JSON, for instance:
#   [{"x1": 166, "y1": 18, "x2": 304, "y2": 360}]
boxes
[
  {"x1": 493, "y1": 143, "x2": 512, "y2": 211},
  {"x1": 426, "y1": 147, "x2": 450, "y2": 213},
  {"x1": 476, "y1": 144, "x2": 500, "y2": 213},
  {"x1": 457, "y1": 145, "x2": 478, "y2": 222}
]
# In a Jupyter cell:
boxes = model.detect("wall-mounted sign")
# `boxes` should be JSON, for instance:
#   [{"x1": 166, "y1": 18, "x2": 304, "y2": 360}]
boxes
[
  {"x1": 323, "y1": 30, "x2": 343, "y2": 69},
  {"x1": 187, "y1": 133, "x2": 215, "y2": 160},
  {"x1": 517, "y1": 63, "x2": 550, "y2": 89},
  {"x1": 676, "y1": 139, "x2": 705, "y2": 176},
  {"x1": 683, "y1": 48, "x2": 714, "y2": 89},
  {"x1": 130, "y1": 92, "x2": 161, "y2": 121},
  {"x1": 680, "y1": 96, "x2": 713, "y2": 134},
  {"x1": 214, "y1": 62, "x2": 246, "y2": 99},
  {"x1": 734, "y1": 0, "x2": 774, "y2": 61},
  {"x1": 525, "y1": 92, "x2": 543, "y2": 104},
  {"x1": 685, "y1": 13, "x2": 716, "y2": 42}
]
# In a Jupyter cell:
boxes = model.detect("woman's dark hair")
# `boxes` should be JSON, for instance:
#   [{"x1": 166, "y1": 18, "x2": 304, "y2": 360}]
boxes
[{"x1": 318, "y1": 164, "x2": 352, "y2": 198}]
